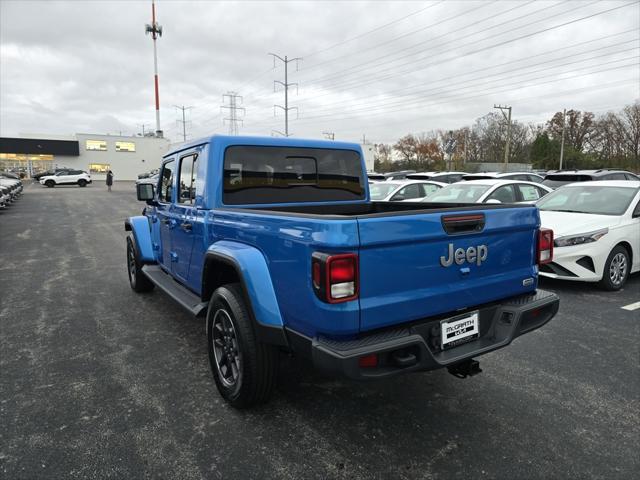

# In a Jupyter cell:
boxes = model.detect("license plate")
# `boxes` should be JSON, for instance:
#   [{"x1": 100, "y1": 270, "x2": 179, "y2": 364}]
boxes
[{"x1": 441, "y1": 311, "x2": 479, "y2": 349}]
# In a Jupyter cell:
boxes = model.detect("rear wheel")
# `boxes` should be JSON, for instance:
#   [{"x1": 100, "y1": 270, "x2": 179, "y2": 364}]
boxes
[
  {"x1": 126, "y1": 236, "x2": 154, "y2": 293},
  {"x1": 78, "y1": 179, "x2": 87, "y2": 187},
  {"x1": 599, "y1": 245, "x2": 630, "y2": 291},
  {"x1": 207, "y1": 284, "x2": 278, "y2": 408},
  {"x1": 45, "y1": 180, "x2": 55, "y2": 188}
]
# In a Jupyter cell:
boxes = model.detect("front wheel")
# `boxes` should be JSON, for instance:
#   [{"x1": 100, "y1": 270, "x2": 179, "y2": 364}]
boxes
[
  {"x1": 126, "y1": 236, "x2": 154, "y2": 293},
  {"x1": 207, "y1": 284, "x2": 278, "y2": 408},
  {"x1": 599, "y1": 245, "x2": 630, "y2": 291},
  {"x1": 45, "y1": 180, "x2": 55, "y2": 188}
]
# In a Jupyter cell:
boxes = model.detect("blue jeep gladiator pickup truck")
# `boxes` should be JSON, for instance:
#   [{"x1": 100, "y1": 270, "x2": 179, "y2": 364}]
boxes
[{"x1": 126, "y1": 135, "x2": 559, "y2": 408}]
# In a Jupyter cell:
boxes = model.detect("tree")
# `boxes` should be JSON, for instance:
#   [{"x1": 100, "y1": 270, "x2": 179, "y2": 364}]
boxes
[{"x1": 547, "y1": 110, "x2": 595, "y2": 152}]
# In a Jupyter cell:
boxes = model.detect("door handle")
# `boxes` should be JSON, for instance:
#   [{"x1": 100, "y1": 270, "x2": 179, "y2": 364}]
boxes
[{"x1": 180, "y1": 222, "x2": 192, "y2": 232}]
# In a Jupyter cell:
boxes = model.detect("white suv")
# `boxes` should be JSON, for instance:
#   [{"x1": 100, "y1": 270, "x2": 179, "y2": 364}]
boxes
[{"x1": 40, "y1": 169, "x2": 92, "y2": 188}]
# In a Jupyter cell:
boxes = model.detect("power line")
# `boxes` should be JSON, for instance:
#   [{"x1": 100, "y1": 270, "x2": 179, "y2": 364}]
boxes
[
  {"x1": 221, "y1": 92, "x2": 245, "y2": 135},
  {"x1": 286, "y1": 61, "x2": 639, "y2": 125},
  {"x1": 270, "y1": 53, "x2": 302, "y2": 137},
  {"x1": 300, "y1": 45, "x2": 639, "y2": 118},
  {"x1": 298, "y1": 0, "x2": 632, "y2": 97},
  {"x1": 298, "y1": 0, "x2": 525, "y2": 77},
  {"x1": 174, "y1": 105, "x2": 193, "y2": 142},
  {"x1": 302, "y1": 1, "x2": 445, "y2": 60},
  {"x1": 303, "y1": 33, "x2": 638, "y2": 113},
  {"x1": 322, "y1": 80, "x2": 638, "y2": 138}
]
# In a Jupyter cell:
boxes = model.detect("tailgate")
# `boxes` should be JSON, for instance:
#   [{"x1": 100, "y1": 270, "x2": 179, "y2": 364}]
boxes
[{"x1": 357, "y1": 207, "x2": 540, "y2": 332}]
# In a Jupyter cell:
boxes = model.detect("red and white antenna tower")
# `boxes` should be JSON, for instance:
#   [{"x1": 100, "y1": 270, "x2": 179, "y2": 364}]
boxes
[{"x1": 145, "y1": 0, "x2": 163, "y2": 137}]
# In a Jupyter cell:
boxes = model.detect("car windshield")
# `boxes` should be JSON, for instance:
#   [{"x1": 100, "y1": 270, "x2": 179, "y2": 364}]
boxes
[
  {"x1": 537, "y1": 185, "x2": 639, "y2": 215},
  {"x1": 423, "y1": 183, "x2": 491, "y2": 203},
  {"x1": 369, "y1": 182, "x2": 401, "y2": 200}
]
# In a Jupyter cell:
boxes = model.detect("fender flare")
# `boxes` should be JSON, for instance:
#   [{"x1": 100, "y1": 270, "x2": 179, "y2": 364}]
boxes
[
  {"x1": 202, "y1": 241, "x2": 288, "y2": 347},
  {"x1": 124, "y1": 216, "x2": 155, "y2": 263}
]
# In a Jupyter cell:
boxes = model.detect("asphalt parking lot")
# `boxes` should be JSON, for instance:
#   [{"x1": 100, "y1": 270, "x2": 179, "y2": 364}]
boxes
[{"x1": 1, "y1": 182, "x2": 638, "y2": 480}]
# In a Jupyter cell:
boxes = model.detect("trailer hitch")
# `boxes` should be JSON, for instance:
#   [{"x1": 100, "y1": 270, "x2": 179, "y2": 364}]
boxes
[{"x1": 447, "y1": 359, "x2": 482, "y2": 379}]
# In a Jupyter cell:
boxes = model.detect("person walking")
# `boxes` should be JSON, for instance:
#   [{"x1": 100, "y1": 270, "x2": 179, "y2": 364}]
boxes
[{"x1": 106, "y1": 170, "x2": 114, "y2": 192}]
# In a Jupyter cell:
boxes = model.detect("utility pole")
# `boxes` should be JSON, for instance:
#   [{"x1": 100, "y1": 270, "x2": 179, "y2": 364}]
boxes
[
  {"x1": 145, "y1": 0, "x2": 163, "y2": 137},
  {"x1": 494, "y1": 104, "x2": 512, "y2": 171},
  {"x1": 361, "y1": 134, "x2": 367, "y2": 145},
  {"x1": 322, "y1": 131, "x2": 335, "y2": 140},
  {"x1": 138, "y1": 123, "x2": 149, "y2": 136},
  {"x1": 221, "y1": 92, "x2": 245, "y2": 135},
  {"x1": 559, "y1": 108, "x2": 566, "y2": 170},
  {"x1": 174, "y1": 105, "x2": 193, "y2": 142},
  {"x1": 270, "y1": 53, "x2": 302, "y2": 137}
]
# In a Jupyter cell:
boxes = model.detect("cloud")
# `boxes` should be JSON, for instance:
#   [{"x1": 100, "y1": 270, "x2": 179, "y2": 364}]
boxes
[{"x1": 1, "y1": 0, "x2": 638, "y2": 144}]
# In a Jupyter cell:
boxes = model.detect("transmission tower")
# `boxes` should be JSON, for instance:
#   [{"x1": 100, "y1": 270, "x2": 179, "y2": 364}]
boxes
[
  {"x1": 221, "y1": 92, "x2": 245, "y2": 135},
  {"x1": 322, "y1": 131, "x2": 335, "y2": 140},
  {"x1": 494, "y1": 104, "x2": 512, "y2": 171},
  {"x1": 270, "y1": 53, "x2": 302, "y2": 137},
  {"x1": 174, "y1": 105, "x2": 193, "y2": 142}
]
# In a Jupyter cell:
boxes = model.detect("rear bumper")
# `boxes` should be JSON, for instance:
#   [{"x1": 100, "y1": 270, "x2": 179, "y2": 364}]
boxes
[{"x1": 288, "y1": 290, "x2": 559, "y2": 380}]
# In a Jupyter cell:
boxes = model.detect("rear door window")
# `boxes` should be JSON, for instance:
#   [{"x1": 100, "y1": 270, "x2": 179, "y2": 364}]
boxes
[
  {"x1": 223, "y1": 146, "x2": 365, "y2": 204},
  {"x1": 486, "y1": 185, "x2": 517, "y2": 203},
  {"x1": 420, "y1": 183, "x2": 441, "y2": 197},
  {"x1": 391, "y1": 183, "x2": 421, "y2": 201},
  {"x1": 177, "y1": 153, "x2": 198, "y2": 205},
  {"x1": 603, "y1": 173, "x2": 626, "y2": 180},
  {"x1": 517, "y1": 184, "x2": 542, "y2": 201},
  {"x1": 159, "y1": 159, "x2": 175, "y2": 203}
]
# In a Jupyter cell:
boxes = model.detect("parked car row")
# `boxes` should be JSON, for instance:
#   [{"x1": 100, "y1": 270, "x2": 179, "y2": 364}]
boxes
[{"x1": 0, "y1": 173, "x2": 24, "y2": 208}]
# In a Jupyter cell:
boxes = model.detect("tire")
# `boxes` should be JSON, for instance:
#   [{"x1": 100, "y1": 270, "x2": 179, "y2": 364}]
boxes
[
  {"x1": 207, "y1": 284, "x2": 278, "y2": 408},
  {"x1": 45, "y1": 180, "x2": 55, "y2": 188},
  {"x1": 78, "y1": 179, "x2": 87, "y2": 187},
  {"x1": 126, "y1": 236, "x2": 154, "y2": 293},
  {"x1": 599, "y1": 245, "x2": 630, "y2": 291}
]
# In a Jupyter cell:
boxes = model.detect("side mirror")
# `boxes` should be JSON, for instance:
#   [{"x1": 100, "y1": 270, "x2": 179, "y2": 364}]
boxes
[
  {"x1": 486, "y1": 199, "x2": 502, "y2": 204},
  {"x1": 137, "y1": 183, "x2": 156, "y2": 204},
  {"x1": 391, "y1": 194, "x2": 405, "y2": 201}
]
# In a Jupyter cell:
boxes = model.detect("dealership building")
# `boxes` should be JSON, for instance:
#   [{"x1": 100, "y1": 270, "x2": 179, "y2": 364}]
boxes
[{"x1": 0, "y1": 133, "x2": 171, "y2": 181}]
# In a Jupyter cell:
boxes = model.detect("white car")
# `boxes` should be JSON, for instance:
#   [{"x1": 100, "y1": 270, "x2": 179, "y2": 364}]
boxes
[
  {"x1": 40, "y1": 169, "x2": 92, "y2": 188},
  {"x1": 422, "y1": 179, "x2": 552, "y2": 204},
  {"x1": 369, "y1": 180, "x2": 447, "y2": 202},
  {"x1": 537, "y1": 180, "x2": 640, "y2": 290}
]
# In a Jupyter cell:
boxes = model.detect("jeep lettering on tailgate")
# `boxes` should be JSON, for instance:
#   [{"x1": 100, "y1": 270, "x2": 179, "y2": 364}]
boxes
[{"x1": 440, "y1": 243, "x2": 488, "y2": 267}]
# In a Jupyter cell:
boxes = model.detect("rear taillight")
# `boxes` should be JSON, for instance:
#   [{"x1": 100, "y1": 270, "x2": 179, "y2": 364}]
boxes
[
  {"x1": 311, "y1": 252, "x2": 359, "y2": 303},
  {"x1": 538, "y1": 228, "x2": 553, "y2": 265}
]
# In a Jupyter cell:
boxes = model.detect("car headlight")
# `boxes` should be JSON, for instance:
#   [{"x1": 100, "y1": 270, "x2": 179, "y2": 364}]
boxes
[{"x1": 554, "y1": 228, "x2": 608, "y2": 247}]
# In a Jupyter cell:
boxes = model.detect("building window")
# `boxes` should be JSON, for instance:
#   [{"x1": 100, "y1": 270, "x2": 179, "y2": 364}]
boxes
[
  {"x1": 89, "y1": 163, "x2": 111, "y2": 174},
  {"x1": 86, "y1": 140, "x2": 107, "y2": 151},
  {"x1": 115, "y1": 141, "x2": 136, "y2": 152}
]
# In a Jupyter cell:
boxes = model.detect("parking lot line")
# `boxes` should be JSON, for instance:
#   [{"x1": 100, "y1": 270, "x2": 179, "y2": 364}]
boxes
[{"x1": 621, "y1": 301, "x2": 640, "y2": 311}]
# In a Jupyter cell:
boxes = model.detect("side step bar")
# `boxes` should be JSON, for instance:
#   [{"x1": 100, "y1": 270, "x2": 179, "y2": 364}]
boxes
[{"x1": 141, "y1": 265, "x2": 208, "y2": 316}]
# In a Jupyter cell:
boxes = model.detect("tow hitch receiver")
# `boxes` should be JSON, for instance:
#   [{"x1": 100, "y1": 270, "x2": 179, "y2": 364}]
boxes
[{"x1": 447, "y1": 359, "x2": 482, "y2": 379}]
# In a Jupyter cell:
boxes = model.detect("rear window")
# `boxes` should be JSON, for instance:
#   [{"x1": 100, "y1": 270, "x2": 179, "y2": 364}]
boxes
[
  {"x1": 223, "y1": 146, "x2": 365, "y2": 205},
  {"x1": 542, "y1": 174, "x2": 593, "y2": 188}
]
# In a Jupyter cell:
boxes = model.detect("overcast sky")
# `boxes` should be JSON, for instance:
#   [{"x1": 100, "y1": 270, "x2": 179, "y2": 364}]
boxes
[{"x1": 1, "y1": 0, "x2": 638, "y2": 145}]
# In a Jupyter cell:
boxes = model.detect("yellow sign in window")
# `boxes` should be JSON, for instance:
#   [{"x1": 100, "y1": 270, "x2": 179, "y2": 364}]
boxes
[
  {"x1": 89, "y1": 163, "x2": 111, "y2": 174},
  {"x1": 115, "y1": 141, "x2": 136, "y2": 152},
  {"x1": 86, "y1": 140, "x2": 107, "y2": 151}
]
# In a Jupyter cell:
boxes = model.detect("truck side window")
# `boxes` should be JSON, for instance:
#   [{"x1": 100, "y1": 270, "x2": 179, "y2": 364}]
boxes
[
  {"x1": 159, "y1": 160, "x2": 175, "y2": 203},
  {"x1": 178, "y1": 154, "x2": 198, "y2": 204}
]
